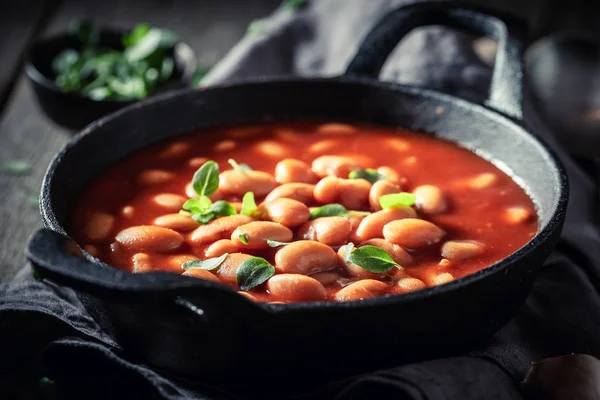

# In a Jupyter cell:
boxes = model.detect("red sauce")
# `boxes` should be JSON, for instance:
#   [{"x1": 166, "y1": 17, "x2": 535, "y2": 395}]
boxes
[{"x1": 70, "y1": 123, "x2": 537, "y2": 302}]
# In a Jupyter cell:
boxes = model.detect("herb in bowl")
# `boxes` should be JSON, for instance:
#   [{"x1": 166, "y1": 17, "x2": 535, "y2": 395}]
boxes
[{"x1": 52, "y1": 20, "x2": 179, "y2": 101}]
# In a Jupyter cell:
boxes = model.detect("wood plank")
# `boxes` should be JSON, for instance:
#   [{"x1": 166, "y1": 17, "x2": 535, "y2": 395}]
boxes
[
  {"x1": 0, "y1": 0, "x2": 51, "y2": 114},
  {"x1": 0, "y1": 0, "x2": 279, "y2": 282}
]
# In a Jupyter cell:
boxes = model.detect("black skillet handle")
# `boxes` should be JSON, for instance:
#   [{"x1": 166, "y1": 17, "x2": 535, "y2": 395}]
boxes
[
  {"x1": 345, "y1": 1, "x2": 526, "y2": 121},
  {"x1": 25, "y1": 229, "x2": 261, "y2": 320}
]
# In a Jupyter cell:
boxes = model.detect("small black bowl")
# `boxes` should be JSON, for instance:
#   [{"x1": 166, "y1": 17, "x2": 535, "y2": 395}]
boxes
[{"x1": 25, "y1": 29, "x2": 197, "y2": 130}]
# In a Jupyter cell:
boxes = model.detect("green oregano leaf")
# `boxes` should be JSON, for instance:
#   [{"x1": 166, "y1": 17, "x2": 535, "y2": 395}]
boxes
[
  {"x1": 267, "y1": 239, "x2": 290, "y2": 248},
  {"x1": 192, "y1": 212, "x2": 215, "y2": 224},
  {"x1": 238, "y1": 233, "x2": 249, "y2": 245},
  {"x1": 192, "y1": 161, "x2": 220, "y2": 197},
  {"x1": 309, "y1": 203, "x2": 348, "y2": 220},
  {"x1": 209, "y1": 200, "x2": 237, "y2": 217},
  {"x1": 3, "y1": 160, "x2": 32, "y2": 175},
  {"x1": 283, "y1": 0, "x2": 308, "y2": 11},
  {"x1": 228, "y1": 158, "x2": 252, "y2": 172},
  {"x1": 236, "y1": 256, "x2": 275, "y2": 290},
  {"x1": 182, "y1": 253, "x2": 228, "y2": 271},
  {"x1": 183, "y1": 196, "x2": 212, "y2": 213},
  {"x1": 346, "y1": 245, "x2": 400, "y2": 273},
  {"x1": 348, "y1": 168, "x2": 385, "y2": 184},
  {"x1": 379, "y1": 192, "x2": 416, "y2": 209},
  {"x1": 241, "y1": 192, "x2": 258, "y2": 216}
]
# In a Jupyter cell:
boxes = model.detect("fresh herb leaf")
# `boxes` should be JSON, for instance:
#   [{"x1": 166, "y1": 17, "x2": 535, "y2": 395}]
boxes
[
  {"x1": 241, "y1": 192, "x2": 258, "y2": 216},
  {"x1": 236, "y1": 257, "x2": 275, "y2": 290},
  {"x1": 183, "y1": 197, "x2": 212, "y2": 213},
  {"x1": 182, "y1": 253, "x2": 228, "y2": 271},
  {"x1": 228, "y1": 159, "x2": 252, "y2": 172},
  {"x1": 238, "y1": 233, "x2": 249, "y2": 245},
  {"x1": 348, "y1": 168, "x2": 385, "y2": 184},
  {"x1": 122, "y1": 23, "x2": 151, "y2": 47},
  {"x1": 246, "y1": 20, "x2": 263, "y2": 36},
  {"x1": 160, "y1": 57, "x2": 175, "y2": 81},
  {"x1": 192, "y1": 212, "x2": 215, "y2": 224},
  {"x1": 309, "y1": 203, "x2": 348, "y2": 220},
  {"x1": 179, "y1": 210, "x2": 191, "y2": 216},
  {"x1": 124, "y1": 28, "x2": 163, "y2": 62},
  {"x1": 343, "y1": 242, "x2": 355, "y2": 262},
  {"x1": 51, "y1": 49, "x2": 79, "y2": 74},
  {"x1": 267, "y1": 239, "x2": 290, "y2": 248},
  {"x1": 192, "y1": 161, "x2": 220, "y2": 197},
  {"x1": 209, "y1": 200, "x2": 237, "y2": 217},
  {"x1": 3, "y1": 160, "x2": 32, "y2": 175},
  {"x1": 379, "y1": 192, "x2": 416, "y2": 209},
  {"x1": 283, "y1": 0, "x2": 308, "y2": 10},
  {"x1": 347, "y1": 245, "x2": 400, "y2": 273}
]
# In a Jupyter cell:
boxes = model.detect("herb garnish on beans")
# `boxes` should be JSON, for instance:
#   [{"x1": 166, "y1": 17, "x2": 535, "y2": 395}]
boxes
[{"x1": 71, "y1": 123, "x2": 538, "y2": 303}]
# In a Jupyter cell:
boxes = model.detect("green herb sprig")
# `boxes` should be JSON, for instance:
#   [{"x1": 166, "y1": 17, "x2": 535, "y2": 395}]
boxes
[
  {"x1": 348, "y1": 168, "x2": 385, "y2": 184},
  {"x1": 182, "y1": 253, "x2": 228, "y2": 271},
  {"x1": 309, "y1": 204, "x2": 370, "y2": 220},
  {"x1": 379, "y1": 192, "x2": 416, "y2": 209},
  {"x1": 183, "y1": 160, "x2": 237, "y2": 224},
  {"x1": 236, "y1": 257, "x2": 275, "y2": 290},
  {"x1": 346, "y1": 245, "x2": 401, "y2": 273}
]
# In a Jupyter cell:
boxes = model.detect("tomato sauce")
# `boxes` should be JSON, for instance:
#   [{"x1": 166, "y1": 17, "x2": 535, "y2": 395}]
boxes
[{"x1": 70, "y1": 123, "x2": 537, "y2": 302}]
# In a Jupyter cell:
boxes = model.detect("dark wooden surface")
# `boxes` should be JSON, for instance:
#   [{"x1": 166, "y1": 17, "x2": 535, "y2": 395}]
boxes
[{"x1": 0, "y1": 0, "x2": 280, "y2": 282}]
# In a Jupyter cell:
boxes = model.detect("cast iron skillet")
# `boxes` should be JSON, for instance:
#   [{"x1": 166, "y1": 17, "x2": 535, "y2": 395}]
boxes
[{"x1": 26, "y1": 2, "x2": 568, "y2": 390}]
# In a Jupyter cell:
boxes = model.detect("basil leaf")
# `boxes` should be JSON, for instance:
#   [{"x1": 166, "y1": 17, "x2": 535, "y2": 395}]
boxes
[
  {"x1": 347, "y1": 245, "x2": 400, "y2": 273},
  {"x1": 209, "y1": 201, "x2": 237, "y2": 217},
  {"x1": 379, "y1": 192, "x2": 416, "y2": 209},
  {"x1": 183, "y1": 196, "x2": 212, "y2": 213},
  {"x1": 238, "y1": 233, "x2": 249, "y2": 245},
  {"x1": 161, "y1": 58, "x2": 175, "y2": 81},
  {"x1": 267, "y1": 239, "x2": 290, "y2": 248},
  {"x1": 228, "y1": 159, "x2": 253, "y2": 172},
  {"x1": 124, "y1": 28, "x2": 162, "y2": 62},
  {"x1": 309, "y1": 203, "x2": 348, "y2": 220},
  {"x1": 123, "y1": 23, "x2": 151, "y2": 47},
  {"x1": 283, "y1": 0, "x2": 308, "y2": 11},
  {"x1": 51, "y1": 49, "x2": 79, "y2": 75},
  {"x1": 192, "y1": 212, "x2": 215, "y2": 224},
  {"x1": 343, "y1": 242, "x2": 355, "y2": 262},
  {"x1": 192, "y1": 161, "x2": 220, "y2": 197},
  {"x1": 246, "y1": 20, "x2": 263, "y2": 36},
  {"x1": 348, "y1": 168, "x2": 385, "y2": 184},
  {"x1": 3, "y1": 160, "x2": 32, "y2": 175},
  {"x1": 236, "y1": 257, "x2": 275, "y2": 290},
  {"x1": 182, "y1": 253, "x2": 228, "y2": 271},
  {"x1": 241, "y1": 192, "x2": 258, "y2": 216}
]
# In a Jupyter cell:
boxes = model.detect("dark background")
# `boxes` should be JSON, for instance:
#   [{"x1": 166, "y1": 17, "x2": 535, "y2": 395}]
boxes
[{"x1": 0, "y1": 0, "x2": 598, "y2": 283}]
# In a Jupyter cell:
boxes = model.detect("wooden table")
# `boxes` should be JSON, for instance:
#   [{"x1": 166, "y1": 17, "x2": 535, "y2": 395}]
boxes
[{"x1": 0, "y1": 0, "x2": 279, "y2": 282}]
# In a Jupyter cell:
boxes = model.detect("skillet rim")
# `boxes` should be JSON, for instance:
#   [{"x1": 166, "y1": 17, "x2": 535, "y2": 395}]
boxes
[{"x1": 38, "y1": 75, "x2": 570, "y2": 312}]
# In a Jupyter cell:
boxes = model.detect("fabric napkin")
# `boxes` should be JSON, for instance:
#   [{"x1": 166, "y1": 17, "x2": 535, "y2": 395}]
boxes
[{"x1": 2, "y1": 1, "x2": 600, "y2": 399}]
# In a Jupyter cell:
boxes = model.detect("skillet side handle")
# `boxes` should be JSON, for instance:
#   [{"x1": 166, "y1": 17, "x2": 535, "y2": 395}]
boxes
[
  {"x1": 25, "y1": 228, "x2": 258, "y2": 313},
  {"x1": 344, "y1": 1, "x2": 526, "y2": 121}
]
